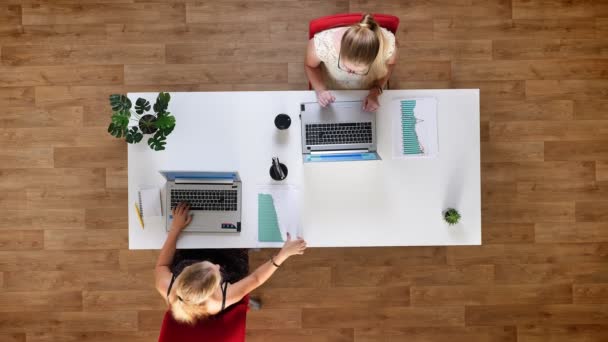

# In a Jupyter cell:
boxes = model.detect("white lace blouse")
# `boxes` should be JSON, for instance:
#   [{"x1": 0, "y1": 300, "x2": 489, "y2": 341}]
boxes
[{"x1": 313, "y1": 27, "x2": 396, "y2": 90}]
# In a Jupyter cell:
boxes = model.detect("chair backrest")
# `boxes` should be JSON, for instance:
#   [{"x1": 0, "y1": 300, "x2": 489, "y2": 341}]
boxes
[
  {"x1": 309, "y1": 13, "x2": 400, "y2": 39},
  {"x1": 158, "y1": 295, "x2": 249, "y2": 342}
]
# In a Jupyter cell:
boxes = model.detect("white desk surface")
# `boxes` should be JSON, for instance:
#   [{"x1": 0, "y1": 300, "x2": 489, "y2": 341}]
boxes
[{"x1": 128, "y1": 90, "x2": 481, "y2": 249}]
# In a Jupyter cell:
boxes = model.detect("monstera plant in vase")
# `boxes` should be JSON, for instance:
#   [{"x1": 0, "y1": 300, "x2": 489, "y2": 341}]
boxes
[{"x1": 107, "y1": 92, "x2": 175, "y2": 151}]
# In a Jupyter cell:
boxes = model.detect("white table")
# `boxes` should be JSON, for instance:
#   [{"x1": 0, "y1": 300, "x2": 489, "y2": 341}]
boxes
[{"x1": 128, "y1": 90, "x2": 480, "y2": 249}]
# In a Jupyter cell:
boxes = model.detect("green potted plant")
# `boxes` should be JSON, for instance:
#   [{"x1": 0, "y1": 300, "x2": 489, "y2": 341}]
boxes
[
  {"x1": 443, "y1": 208, "x2": 461, "y2": 225},
  {"x1": 107, "y1": 92, "x2": 175, "y2": 151}
]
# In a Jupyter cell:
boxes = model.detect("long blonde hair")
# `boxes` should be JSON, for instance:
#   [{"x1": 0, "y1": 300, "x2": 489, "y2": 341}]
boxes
[
  {"x1": 168, "y1": 261, "x2": 221, "y2": 325},
  {"x1": 340, "y1": 13, "x2": 389, "y2": 82}
]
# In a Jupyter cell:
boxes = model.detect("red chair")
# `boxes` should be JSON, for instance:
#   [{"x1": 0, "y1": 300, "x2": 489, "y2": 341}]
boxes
[
  {"x1": 308, "y1": 13, "x2": 400, "y2": 89},
  {"x1": 158, "y1": 295, "x2": 249, "y2": 342}
]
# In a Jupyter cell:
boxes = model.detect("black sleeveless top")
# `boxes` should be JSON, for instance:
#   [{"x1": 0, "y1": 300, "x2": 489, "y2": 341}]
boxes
[{"x1": 166, "y1": 249, "x2": 249, "y2": 313}]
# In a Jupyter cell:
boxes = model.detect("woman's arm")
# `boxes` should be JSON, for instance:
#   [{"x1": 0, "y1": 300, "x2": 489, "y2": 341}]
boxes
[
  {"x1": 363, "y1": 46, "x2": 399, "y2": 112},
  {"x1": 223, "y1": 233, "x2": 306, "y2": 307},
  {"x1": 304, "y1": 39, "x2": 335, "y2": 107},
  {"x1": 154, "y1": 203, "x2": 192, "y2": 298}
]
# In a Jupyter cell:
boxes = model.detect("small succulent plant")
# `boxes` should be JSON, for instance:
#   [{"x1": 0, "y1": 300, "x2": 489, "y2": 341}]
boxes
[{"x1": 444, "y1": 208, "x2": 461, "y2": 225}]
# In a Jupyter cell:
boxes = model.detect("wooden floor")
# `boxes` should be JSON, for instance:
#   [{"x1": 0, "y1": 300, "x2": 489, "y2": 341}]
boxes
[{"x1": 1, "y1": 0, "x2": 607, "y2": 341}]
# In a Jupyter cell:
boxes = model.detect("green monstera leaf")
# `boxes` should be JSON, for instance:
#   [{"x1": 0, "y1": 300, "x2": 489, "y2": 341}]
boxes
[
  {"x1": 155, "y1": 113, "x2": 176, "y2": 136},
  {"x1": 125, "y1": 127, "x2": 144, "y2": 144},
  {"x1": 148, "y1": 131, "x2": 167, "y2": 151},
  {"x1": 107, "y1": 111, "x2": 130, "y2": 138},
  {"x1": 135, "y1": 98, "x2": 151, "y2": 115},
  {"x1": 109, "y1": 94, "x2": 132, "y2": 112},
  {"x1": 153, "y1": 92, "x2": 170, "y2": 114}
]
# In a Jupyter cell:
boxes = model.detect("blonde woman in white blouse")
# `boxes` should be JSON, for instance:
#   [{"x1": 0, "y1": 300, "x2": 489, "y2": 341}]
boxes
[{"x1": 304, "y1": 13, "x2": 398, "y2": 112}]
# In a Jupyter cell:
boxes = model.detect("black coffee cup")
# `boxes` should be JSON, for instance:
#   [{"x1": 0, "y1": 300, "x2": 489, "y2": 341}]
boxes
[
  {"x1": 269, "y1": 159, "x2": 288, "y2": 181},
  {"x1": 274, "y1": 113, "x2": 291, "y2": 130}
]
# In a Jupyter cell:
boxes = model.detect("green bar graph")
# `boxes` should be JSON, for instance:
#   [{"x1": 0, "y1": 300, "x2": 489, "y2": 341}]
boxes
[
  {"x1": 258, "y1": 194, "x2": 284, "y2": 242},
  {"x1": 401, "y1": 100, "x2": 422, "y2": 155}
]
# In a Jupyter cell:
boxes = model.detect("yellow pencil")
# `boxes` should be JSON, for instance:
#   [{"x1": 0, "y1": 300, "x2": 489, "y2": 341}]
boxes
[{"x1": 134, "y1": 203, "x2": 144, "y2": 229}]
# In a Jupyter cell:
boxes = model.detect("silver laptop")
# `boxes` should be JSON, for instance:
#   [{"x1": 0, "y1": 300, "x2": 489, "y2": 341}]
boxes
[
  {"x1": 300, "y1": 101, "x2": 381, "y2": 162},
  {"x1": 160, "y1": 171, "x2": 242, "y2": 233}
]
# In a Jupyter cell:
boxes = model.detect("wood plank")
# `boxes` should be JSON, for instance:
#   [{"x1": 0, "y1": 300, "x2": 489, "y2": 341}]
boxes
[
  {"x1": 0, "y1": 209, "x2": 84, "y2": 230},
  {"x1": 106, "y1": 22, "x2": 271, "y2": 44},
  {"x1": 3, "y1": 270, "x2": 154, "y2": 291},
  {"x1": 545, "y1": 141, "x2": 608, "y2": 161},
  {"x1": 186, "y1": 0, "x2": 348, "y2": 23},
  {"x1": 517, "y1": 325, "x2": 608, "y2": 342},
  {"x1": 447, "y1": 243, "x2": 608, "y2": 265},
  {"x1": 576, "y1": 201, "x2": 608, "y2": 222},
  {"x1": 0, "y1": 5, "x2": 21, "y2": 25},
  {"x1": 269, "y1": 21, "x2": 308, "y2": 43},
  {"x1": 575, "y1": 100, "x2": 608, "y2": 120},
  {"x1": 481, "y1": 142, "x2": 544, "y2": 162},
  {"x1": 331, "y1": 265, "x2": 494, "y2": 287},
  {"x1": 25, "y1": 331, "x2": 160, "y2": 342},
  {"x1": 482, "y1": 161, "x2": 595, "y2": 183},
  {"x1": 0, "y1": 24, "x2": 107, "y2": 45},
  {"x1": 302, "y1": 306, "x2": 464, "y2": 328},
  {"x1": 0, "y1": 291, "x2": 81, "y2": 312},
  {"x1": 354, "y1": 327, "x2": 516, "y2": 342},
  {"x1": 451, "y1": 81, "x2": 525, "y2": 100},
  {"x1": 0, "y1": 250, "x2": 119, "y2": 271},
  {"x1": 22, "y1": 3, "x2": 185, "y2": 25},
  {"x1": 465, "y1": 304, "x2": 608, "y2": 325},
  {"x1": 597, "y1": 161, "x2": 608, "y2": 181},
  {"x1": 26, "y1": 188, "x2": 127, "y2": 210},
  {"x1": 480, "y1": 100, "x2": 573, "y2": 121},
  {"x1": 0, "y1": 168, "x2": 105, "y2": 190},
  {"x1": 136, "y1": 310, "x2": 165, "y2": 331},
  {"x1": 0, "y1": 65, "x2": 123, "y2": 87},
  {"x1": 482, "y1": 181, "x2": 518, "y2": 203},
  {"x1": 385, "y1": 80, "x2": 452, "y2": 90},
  {"x1": 0, "y1": 87, "x2": 35, "y2": 106},
  {"x1": 0, "y1": 127, "x2": 121, "y2": 149},
  {"x1": 398, "y1": 40, "x2": 492, "y2": 61},
  {"x1": 1, "y1": 106, "x2": 83, "y2": 128},
  {"x1": 394, "y1": 21, "x2": 434, "y2": 41},
  {"x1": 54, "y1": 146, "x2": 126, "y2": 168},
  {"x1": 0, "y1": 334, "x2": 24, "y2": 342},
  {"x1": 350, "y1": 0, "x2": 512, "y2": 20},
  {"x1": 482, "y1": 223, "x2": 535, "y2": 244},
  {"x1": 0, "y1": 230, "x2": 43, "y2": 251},
  {"x1": 105, "y1": 167, "x2": 127, "y2": 189},
  {"x1": 124, "y1": 63, "x2": 287, "y2": 85},
  {"x1": 166, "y1": 42, "x2": 305, "y2": 64},
  {"x1": 574, "y1": 284, "x2": 608, "y2": 304},
  {"x1": 0, "y1": 311, "x2": 137, "y2": 333},
  {"x1": 495, "y1": 263, "x2": 608, "y2": 284},
  {"x1": 493, "y1": 39, "x2": 608, "y2": 60},
  {"x1": 490, "y1": 120, "x2": 608, "y2": 142},
  {"x1": 246, "y1": 329, "x2": 353, "y2": 342},
  {"x1": 1, "y1": 44, "x2": 164, "y2": 66},
  {"x1": 0, "y1": 190, "x2": 27, "y2": 210},
  {"x1": 83, "y1": 290, "x2": 165, "y2": 311},
  {"x1": 392, "y1": 61, "x2": 451, "y2": 81},
  {"x1": 410, "y1": 284, "x2": 572, "y2": 306},
  {"x1": 514, "y1": 181, "x2": 608, "y2": 202},
  {"x1": 526, "y1": 80, "x2": 608, "y2": 99},
  {"x1": 480, "y1": 121, "x2": 489, "y2": 142},
  {"x1": 453, "y1": 59, "x2": 608, "y2": 81},
  {"x1": 536, "y1": 223, "x2": 608, "y2": 243},
  {"x1": 248, "y1": 266, "x2": 331, "y2": 289},
  {"x1": 85, "y1": 207, "x2": 127, "y2": 230},
  {"x1": 118, "y1": 250, "x2": 159, "y2": 271},
  {"x1": 0, "y1": 148, "x2": 54, "y2": 168},
  {"x1": 512, "y1": 0, "x2": 608, "y2": 19},
  {"x1": 434, "y1": 19, "x2": 596, "y2": 40},
  {"x1": 483, "y1": 202, "x2": 575, "y2": 223},
  {"x1": 44, "y1": 229, "x2": 128, "y2": 250},
  {"x1": 254, "y1": 286, "x2": 409, "y2": 309},
  {"x1": 248, "y1": 309, "x2": 302, "y2": 329}
]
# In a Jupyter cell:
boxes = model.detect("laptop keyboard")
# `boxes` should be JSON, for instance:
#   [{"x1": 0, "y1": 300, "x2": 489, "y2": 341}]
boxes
[
  {"x1": 305, "y1": 122, "x2": 372, "y2": 145},
  {"x1": 171, "y1": 189, "x2": 238, "y2": 211}
]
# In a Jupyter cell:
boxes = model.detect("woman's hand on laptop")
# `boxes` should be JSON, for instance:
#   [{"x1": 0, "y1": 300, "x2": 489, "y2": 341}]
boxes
[
  {"x1": 363, "y1": 92, "x2": 380, "y2": 112},
  {"x1": 170, "y1": 202, "x2": 193, "y2": 234},
  {"x1": 316, "y1": 90, "x2": 335, "y2": 107}
]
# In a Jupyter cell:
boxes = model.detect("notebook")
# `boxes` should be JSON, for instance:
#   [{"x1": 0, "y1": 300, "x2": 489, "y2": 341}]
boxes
[
  {"x1": 257, "y1": 185, "x2": 301, "y2": 246},
  {"x1": 138, "y1": 187, "x2": 162, "y2": 219},
  {"x1": 392, "y1": 97, "x2": 439, "y2": 159}
]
